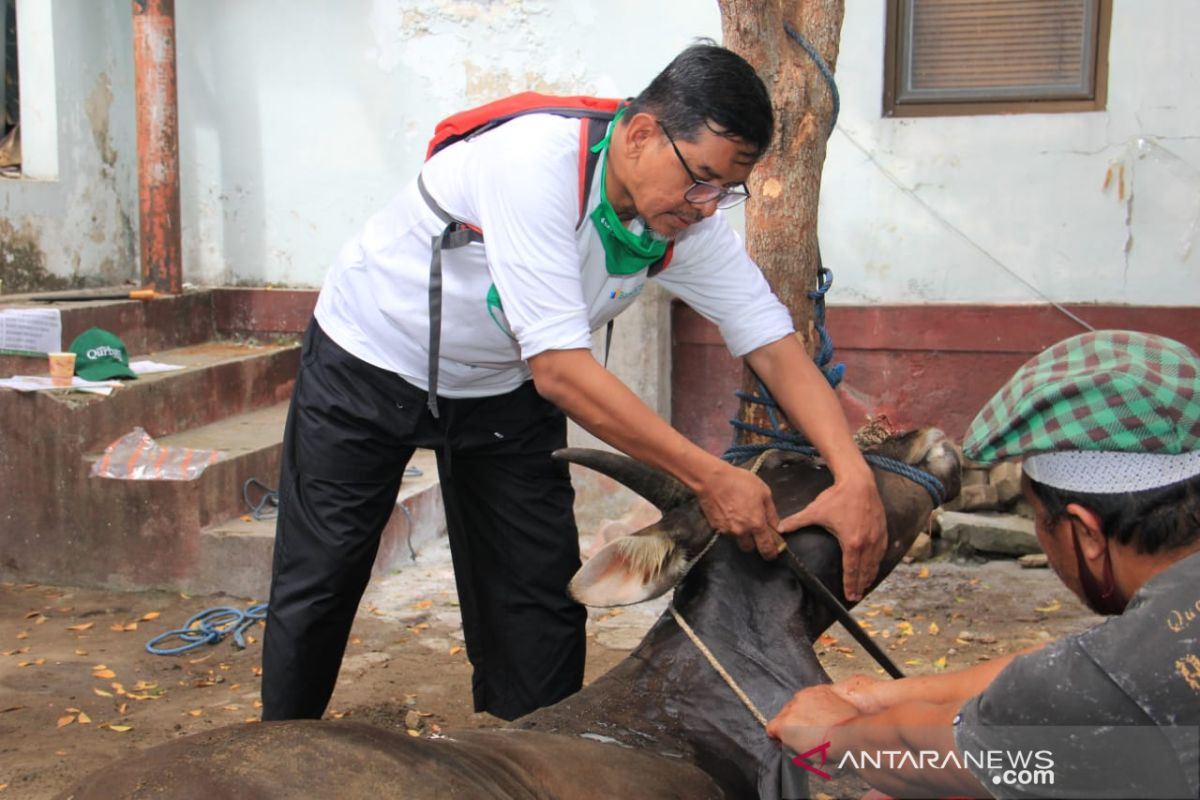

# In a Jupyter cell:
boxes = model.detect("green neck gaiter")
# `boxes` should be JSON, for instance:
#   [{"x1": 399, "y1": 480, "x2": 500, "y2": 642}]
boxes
[{"x1": 589, "y1": 110, "x2": 667, "y2": 276}]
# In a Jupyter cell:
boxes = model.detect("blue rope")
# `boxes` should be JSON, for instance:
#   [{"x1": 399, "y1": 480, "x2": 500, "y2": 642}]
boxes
[
  {"x1": 145, "y1": 603, "x2": 268, "y2": 656},
  {"x1": 722, "y1": 269, "x2": 944, "y2": 506},
  {"x1": 783, "y1": 22, "x2": 840, "y2": 136}
]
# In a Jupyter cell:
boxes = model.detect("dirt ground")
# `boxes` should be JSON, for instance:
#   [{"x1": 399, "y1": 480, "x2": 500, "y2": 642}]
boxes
[{"x1": 0, "y1": 534, "x2": 1099, "y2": 800}]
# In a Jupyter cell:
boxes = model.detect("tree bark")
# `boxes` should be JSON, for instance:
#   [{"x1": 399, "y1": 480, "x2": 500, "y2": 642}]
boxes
[{"x1": 718, "y1": 0, "x2": 845, "y2": 442}]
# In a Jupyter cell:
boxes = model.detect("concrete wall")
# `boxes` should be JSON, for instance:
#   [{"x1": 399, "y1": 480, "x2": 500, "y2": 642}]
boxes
[
  {"x1": 4, "y1": 1, "x2": 1197, "y2": 299},
  {"x1": 823, "y1": 0, "x2": 1200, "y2": 306},
  {"x1": 0, "y1": 1, "x2": 136, "y2": 293},
  {"x1": 2, "y1": 0, "x2": 1197, "y2": 449}
]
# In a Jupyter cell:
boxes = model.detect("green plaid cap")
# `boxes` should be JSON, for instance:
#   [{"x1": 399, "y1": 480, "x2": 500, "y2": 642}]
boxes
[{"x1": 963, "y1": 330, "x2": 1200, "y2": 463}]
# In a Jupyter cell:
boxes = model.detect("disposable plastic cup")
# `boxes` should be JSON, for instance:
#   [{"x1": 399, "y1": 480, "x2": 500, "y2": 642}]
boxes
[{"x1": 48, "y1": 352, "x2": 76, "y2": 386}]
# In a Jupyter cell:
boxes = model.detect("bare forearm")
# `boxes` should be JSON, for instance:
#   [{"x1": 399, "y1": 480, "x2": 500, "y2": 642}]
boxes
[
  {"x1": 844, "y1": 645, "x2": 1044, "y2": 713},
  {"x1": 528, "y1": 348, "x2": 722, "y2": 491},
  {"x1": 746, "y1": 334, "x2": 870, "y2": 481}
]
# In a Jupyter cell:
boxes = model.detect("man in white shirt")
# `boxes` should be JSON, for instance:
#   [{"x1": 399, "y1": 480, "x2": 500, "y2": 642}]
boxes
[{"x1": 263, "y1": 43, "x2": 887, "y2": 722}]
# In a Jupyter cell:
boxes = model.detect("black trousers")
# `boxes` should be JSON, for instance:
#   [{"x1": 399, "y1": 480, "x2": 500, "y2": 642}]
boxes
[{"x1": 262, "y1": 321, "x2": 586, "y2": 721}]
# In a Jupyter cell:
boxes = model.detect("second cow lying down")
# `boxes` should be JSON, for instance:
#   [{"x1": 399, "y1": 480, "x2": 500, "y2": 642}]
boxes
[{"x1": 61, "y1": 427, "x2": 961, "y2": 800}]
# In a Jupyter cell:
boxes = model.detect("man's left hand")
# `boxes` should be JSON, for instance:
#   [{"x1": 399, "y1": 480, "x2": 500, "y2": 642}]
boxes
[{"x1": 777, "y1": 470, "x2": 887, "y2": 601}]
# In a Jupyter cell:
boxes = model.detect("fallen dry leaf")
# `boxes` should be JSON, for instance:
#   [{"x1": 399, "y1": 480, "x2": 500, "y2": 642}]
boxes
[
  {"x1": 15, "y1": 631, "x2": 28, "y2": 640},
  {"x1": 77, "y1": 711, "x2": 92, "y2": 725},
  {"x1": 56, "y1": 715, "x2": 75, "y2": 728},
  {"x1": 406, "y1": 729, "x2": 420, "y2": 737},
  {"x1": 66, "y1": 622, "x2": 94, "y2": 632},
  {"x1": 904, "y1": 659, "x2": 923, "y2": 666},
  {"x1": 117, "y1": 703, "x2": 128, "y2": 715},
  {"x1": 74, "y1": 649, "x2": 88, "y2": 656},
  {"x1": 244, "y1": 717, "x2": 259, "y2": 724},
  {"x1": 928, "y1": 622, "x2": 940, "y2": 636},
  {"x1": 111, "y1": 682, "x2": 126, "y2": 695},
  {"x1": 816, "y1": 633, "x2": 838, "y2": 647},
  {"x1": 449, "y1": 646, "x2": 463, "y2": 656},
  {"x1": 132, "y1": 680, "x2": 159, "y2": 691},
  {"x1": 917, "y1": 566, "x2": 931, "y2": 579},
  {"x1": 140, "y1": 611, "x2": 161, "y2": 621},
  {"x1": 104, "y1": 724, "x2": 132, "y2": 733},
  {"x1": 23, "y1": 611, "x2": 41, "y2": 619},
  {"x1": 411, "y1": 600, "x2": 433, "y2": 610},
  {"x1": 93, "y1": 688, "x2": 113, "y2": 698},
  {"x1": 187, "y1": 709, "x2": 203, "y2": 717},
  {"x1": 933, "y1": 655, "x2": 948, "y2": 671},
  {"x1": 1036, "y1": 599, "x2": 1062, "y2": 613},
  {"x1": 93, "y1": 669, "x2": 115, "y2": 679},
  {"x1": 896, "y1": 622, "x2": 915, "y2": 637}
]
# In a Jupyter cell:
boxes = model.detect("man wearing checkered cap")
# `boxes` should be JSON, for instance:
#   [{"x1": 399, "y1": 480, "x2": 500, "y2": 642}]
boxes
[{"x1": 767, "y1": 330, "x2": 1200, "y2": 798}]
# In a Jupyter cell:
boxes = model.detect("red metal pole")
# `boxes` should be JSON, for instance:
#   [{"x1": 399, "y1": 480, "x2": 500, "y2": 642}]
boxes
[{"x1": 132, "y1": 0, "x2": 182, "y2": 295}]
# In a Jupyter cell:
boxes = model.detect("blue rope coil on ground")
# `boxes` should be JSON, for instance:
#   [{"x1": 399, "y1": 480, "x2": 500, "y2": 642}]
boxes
[{"x1": 145, "y1": 603, "x2": 268, "y2": 656}]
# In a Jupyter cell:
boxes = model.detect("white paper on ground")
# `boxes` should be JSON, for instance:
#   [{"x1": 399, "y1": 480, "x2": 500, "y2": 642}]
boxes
[{"x1": 0, "y1": 375, "x2": 118, "y2": 394}]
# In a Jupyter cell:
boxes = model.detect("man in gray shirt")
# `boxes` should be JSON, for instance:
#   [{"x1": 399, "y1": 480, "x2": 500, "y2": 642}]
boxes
[{"x1": 768, "y1": 330, "x2": 1200, "y2": 798}]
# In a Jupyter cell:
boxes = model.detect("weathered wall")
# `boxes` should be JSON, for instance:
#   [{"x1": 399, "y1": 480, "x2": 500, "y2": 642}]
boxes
[
  {"x1": 173, "y1": 0, "x2": 723, "y2": 288},
  {"x1": 822, "y1": 0, "x2": 1200, "y2": 306},
  {"x1": 0, "y1": 1, "x2": 136, "y2": 294}
]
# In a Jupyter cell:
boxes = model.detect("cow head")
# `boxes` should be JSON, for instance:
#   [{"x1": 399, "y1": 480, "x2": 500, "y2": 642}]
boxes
[{"x1": 559, "y1": 427, "x2": 961, "y2": 607}]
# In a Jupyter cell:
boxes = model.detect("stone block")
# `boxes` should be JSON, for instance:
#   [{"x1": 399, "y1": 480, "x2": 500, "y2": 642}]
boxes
[
  {"x1": 957, "y1": 483, "x2": 1000, "y2": 512},
  {"x1": 938, "y1": 511, "x2": 1041, "y2": 556},
  {"x1": 989, "y1": 461, "x2": 1023, "y2": 505}
]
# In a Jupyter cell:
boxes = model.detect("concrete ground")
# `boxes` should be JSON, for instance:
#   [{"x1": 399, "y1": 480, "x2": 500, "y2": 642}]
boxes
[{"x1": 1, "y1": 532, "x2": 1098, "y2": 799}]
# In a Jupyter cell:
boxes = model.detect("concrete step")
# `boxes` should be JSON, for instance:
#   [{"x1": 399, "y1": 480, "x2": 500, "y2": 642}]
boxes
[
  {"x1": 2, "y1": 342, "x2": 299, "y2": 590},
  {"x1": 82, "y1": 401, "x2": 290, "y2": 530},
  {"x1": 70, "y1": 339, "x2": 300, "y2": 453},
  {"x1": 183, "y1": 449, "x2": 446, "y2": 600}
]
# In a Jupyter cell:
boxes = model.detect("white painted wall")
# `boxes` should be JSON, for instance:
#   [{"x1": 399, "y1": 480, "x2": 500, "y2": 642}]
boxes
[
  {"x1": 823, "y1": 0, "x2": 1200, "y2": 305},
  {"x1": 174, "y1": 0, "x2": 723, "y2": 287},
  {"x1": 0, "y1": 0, "x2": 136, "y2": 286},
  {"x1": 4, "y1": 0, "x2": 1196, "y2": 305}
]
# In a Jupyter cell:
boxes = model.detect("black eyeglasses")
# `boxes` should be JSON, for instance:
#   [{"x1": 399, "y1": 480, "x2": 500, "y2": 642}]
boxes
[{"x1": 658, "y1": 122, "x2": 751, "y2": 210}]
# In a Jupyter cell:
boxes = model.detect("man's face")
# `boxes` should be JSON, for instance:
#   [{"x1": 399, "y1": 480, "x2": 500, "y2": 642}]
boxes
[
  {"x1": 1022, "y1": 473, "x2": 1086, "y2": 602},
  {"x1": 631, "y1": 122, "x2": 758, "y2": 238}
]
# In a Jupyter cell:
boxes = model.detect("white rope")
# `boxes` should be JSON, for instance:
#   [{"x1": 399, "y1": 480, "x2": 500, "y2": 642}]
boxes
[{"x1": 669, "y1": 600, "x2": 769, "y2": 729}]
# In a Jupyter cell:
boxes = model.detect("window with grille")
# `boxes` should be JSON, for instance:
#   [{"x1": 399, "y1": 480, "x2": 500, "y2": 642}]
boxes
[{"x1": 884, "y1": 0, "x2": 1111, "y2": 117}]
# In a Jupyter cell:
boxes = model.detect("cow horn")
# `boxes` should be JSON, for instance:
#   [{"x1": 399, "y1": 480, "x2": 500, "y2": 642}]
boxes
[{"x1": 552, "y1": 448, "x2": 693, "y2": 511}]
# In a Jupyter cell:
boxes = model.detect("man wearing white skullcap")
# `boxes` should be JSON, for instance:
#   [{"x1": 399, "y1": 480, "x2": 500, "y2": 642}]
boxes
[{"x1": 768, "y1": 330, "x2": 1200, "y2": 798}]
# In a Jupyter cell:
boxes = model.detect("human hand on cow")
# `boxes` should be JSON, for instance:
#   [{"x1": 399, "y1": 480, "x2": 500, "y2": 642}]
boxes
[
  {"x1": 766, "y1": 684, "x2": 859, "y2": 756},
  {"x1": 829, "y1": 674, "x2": 889, "y2": 715},
  {"x1": 777, "y1": 469, "x2": 887, "y2": 601},
  {"x1": 694, "y1": 461, "x2": 784, "y2": 560}
]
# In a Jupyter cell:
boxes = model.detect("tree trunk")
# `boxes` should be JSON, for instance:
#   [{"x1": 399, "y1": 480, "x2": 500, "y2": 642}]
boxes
[{"x1": 718, "y1": 0, "x2": 844, "y2": 443}]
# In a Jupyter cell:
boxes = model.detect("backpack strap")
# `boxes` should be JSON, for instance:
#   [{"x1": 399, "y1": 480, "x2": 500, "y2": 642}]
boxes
[
  {"x1": 417, "y1": 174, "x2": 482, "y2": 419},
  {"x1": 648, "y1": 242, "x2": 675, "y2": 278},
  {"x1": 577, "y1": 116, "x2": 610, "y2": 229},
  {"x1": 418, "y1": 110, "x2": 618, "y2": 407}
]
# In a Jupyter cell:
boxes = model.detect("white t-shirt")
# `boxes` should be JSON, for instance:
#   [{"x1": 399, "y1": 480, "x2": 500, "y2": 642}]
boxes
[{"x1": 314, "y1": 113, "x2": 794, "y2": 398}]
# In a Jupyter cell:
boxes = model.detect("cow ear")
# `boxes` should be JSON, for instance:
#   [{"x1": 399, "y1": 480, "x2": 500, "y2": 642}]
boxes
[{"x1": 569, "y1": 528, "x2": 691, "y2": 606}]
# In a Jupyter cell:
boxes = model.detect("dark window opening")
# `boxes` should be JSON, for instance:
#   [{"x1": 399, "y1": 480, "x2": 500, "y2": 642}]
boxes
[{"x1": 1, "y1": 0, "x2": 18, "y2": 176}]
